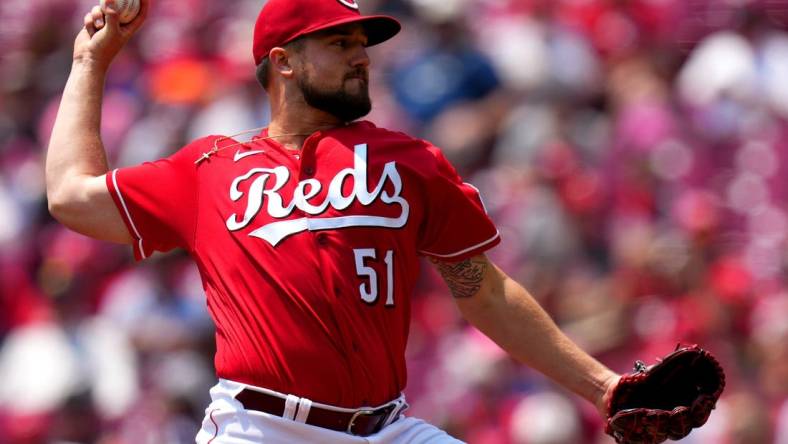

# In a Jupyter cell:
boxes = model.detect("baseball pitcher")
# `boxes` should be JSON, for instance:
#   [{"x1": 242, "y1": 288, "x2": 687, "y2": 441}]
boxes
[{"x1": 45, "y1": 0, "x2": 724, "y2": 442}]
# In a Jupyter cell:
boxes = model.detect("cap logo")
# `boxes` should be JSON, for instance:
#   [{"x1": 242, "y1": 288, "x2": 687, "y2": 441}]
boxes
[{"x1": 337, "y1": 0, "x2": 360, "y2": 10}]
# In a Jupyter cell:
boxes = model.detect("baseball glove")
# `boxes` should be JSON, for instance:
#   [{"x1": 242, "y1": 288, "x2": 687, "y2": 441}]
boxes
[{"x1": 605, "y1": 344, "x2": 725, "y2": 444}]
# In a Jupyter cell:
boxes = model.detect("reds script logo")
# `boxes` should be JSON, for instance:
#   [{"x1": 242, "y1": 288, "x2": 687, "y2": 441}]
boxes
[
  {"x1": 225, "y1": 144, "x2": 409, "y2": 246},
  {"x1": 337, "y1": 0, "x2": 360, "y2": 10}
]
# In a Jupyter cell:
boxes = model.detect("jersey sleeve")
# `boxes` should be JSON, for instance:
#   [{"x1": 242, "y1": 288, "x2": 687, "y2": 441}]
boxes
[
  {"x1": 417, "y1": 146, "x2": 500, "y2": 261},
  {"x1": 105, "y1": 137, "x2": 213, "y2": 260}
]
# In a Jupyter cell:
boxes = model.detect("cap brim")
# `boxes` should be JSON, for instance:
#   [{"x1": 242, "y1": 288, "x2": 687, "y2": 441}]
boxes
[
  {"x1": 296, "y1": 14, "x2": 401, "y2": 48},
  {"x1": 358, "y1": 15, "x2": 402, "y2": 47}
]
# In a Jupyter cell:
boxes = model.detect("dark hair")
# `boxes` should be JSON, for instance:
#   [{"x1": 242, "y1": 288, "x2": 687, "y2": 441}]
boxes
[
  {"x1": 256, "y1": 59, "x2": 271, "y2": 91},
  {"x1": 255, "y1": 38, "x2": 305, "y2": 91}
]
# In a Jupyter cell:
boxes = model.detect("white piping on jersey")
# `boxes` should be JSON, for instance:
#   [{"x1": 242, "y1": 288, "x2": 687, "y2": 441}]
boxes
[
  {"x1": 464, "y1": 182, "x2": 489, "y2": 214},
  {"x1": 233, "y1": 150, "x2": 265, "y2": 162},
  {"x1": 420, "y1": 230, "x2": 500, "y2": 259},
  {"x1": 112, "y1": 169, "x2": 147, "y2": 259}
]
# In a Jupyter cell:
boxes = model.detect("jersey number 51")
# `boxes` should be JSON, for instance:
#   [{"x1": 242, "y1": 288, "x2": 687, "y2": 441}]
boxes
[{"x1": 353, "y1": 248, "x2": 394, "y2": 307}]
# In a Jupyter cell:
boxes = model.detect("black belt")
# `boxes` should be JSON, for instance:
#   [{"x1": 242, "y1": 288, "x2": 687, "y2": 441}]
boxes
[{"x1": 235, "y1": 389, "x2": 401, "y2": 436}]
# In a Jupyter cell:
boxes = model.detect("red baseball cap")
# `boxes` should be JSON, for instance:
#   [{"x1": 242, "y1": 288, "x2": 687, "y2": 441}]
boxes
[{"x1": 253, "y1": 0, "x2": 402, "y2": 65}]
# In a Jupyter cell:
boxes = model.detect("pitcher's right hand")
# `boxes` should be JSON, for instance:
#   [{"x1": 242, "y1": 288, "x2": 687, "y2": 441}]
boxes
[{"x1": 73, "y1": 0, "x2": 150, "y2": 70}]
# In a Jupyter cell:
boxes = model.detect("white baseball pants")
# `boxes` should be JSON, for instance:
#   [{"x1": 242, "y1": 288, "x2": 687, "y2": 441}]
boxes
[{"x1": 195, "y1": 379, "x2": 464, "y2": 444}]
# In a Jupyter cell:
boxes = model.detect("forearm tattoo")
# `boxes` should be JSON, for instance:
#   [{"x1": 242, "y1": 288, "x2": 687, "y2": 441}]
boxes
[{"x1": 430, "y1": 257, "x2": 487, "y2": 298}]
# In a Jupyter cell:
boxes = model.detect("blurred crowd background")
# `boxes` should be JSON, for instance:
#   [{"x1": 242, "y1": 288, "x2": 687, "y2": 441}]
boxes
[{"x1": 2, "y1": 0, "x2": 788, "y2": 442}]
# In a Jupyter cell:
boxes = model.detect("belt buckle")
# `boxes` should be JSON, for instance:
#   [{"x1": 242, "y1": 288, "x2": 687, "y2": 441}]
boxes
[{"x1": 347, "y1": 408, "x2": 377, "y2": 435}]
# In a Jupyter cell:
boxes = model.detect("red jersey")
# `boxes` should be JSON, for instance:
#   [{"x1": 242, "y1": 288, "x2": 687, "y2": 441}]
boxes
[{"x1": 106, "y1": 120, "x2": 499, "y2": 407}]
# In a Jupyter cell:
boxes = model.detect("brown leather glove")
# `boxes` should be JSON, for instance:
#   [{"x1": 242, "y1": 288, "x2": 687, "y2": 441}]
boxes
[{"x1": 605, "y1": 345, "x2": 726, "y2": 444}]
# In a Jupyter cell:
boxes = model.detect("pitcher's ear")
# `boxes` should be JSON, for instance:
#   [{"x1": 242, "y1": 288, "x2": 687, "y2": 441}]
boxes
[{"x1": 269, "y1": 47, "x2": 294, "y2": 79}]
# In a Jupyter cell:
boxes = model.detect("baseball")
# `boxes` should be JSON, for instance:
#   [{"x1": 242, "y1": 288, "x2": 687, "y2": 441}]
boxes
[{"x1": 100, "y1": 0, "x2": 140, "y2": 24}]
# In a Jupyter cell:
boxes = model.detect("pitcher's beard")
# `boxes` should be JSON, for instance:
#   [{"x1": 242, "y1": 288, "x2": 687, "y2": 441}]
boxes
[{"x1": 298, "y1": 76, "x2": 372, "y2": 123}]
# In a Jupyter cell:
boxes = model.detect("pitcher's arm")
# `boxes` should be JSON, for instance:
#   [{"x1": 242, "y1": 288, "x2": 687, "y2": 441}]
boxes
[
  {"x1": 431, "y1": 254, "x2": 619, "y2": 415},
  {"x1": 46, "y1": 1, "x2": 148, "y2": 242}
]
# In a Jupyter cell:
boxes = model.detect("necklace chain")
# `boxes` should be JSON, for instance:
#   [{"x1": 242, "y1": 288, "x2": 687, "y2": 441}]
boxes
[{"x1": 194, "y1": 126, "x2": 312, "y2": 165}]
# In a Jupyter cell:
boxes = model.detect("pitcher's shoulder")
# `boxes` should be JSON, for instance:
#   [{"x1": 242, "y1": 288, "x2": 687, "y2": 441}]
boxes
[
  {"x1": 356, "y1": 121, "x2": 424, "y2": 144},
  {"x1": 354, "y1": 122, "x2": 451, "y2": 175},
  {"x1": 355, "y1": 121, "x2": 439, "y2": 156},
  {"x1": 171, "y1": 134, "x2": 243, "y2": 166}
]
